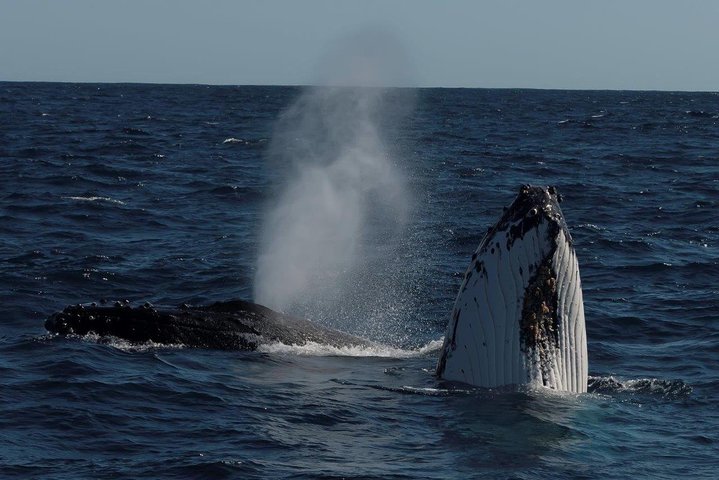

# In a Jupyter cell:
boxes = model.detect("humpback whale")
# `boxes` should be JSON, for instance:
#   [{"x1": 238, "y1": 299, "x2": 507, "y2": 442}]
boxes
[
  {"x1": 45, "y1": 185, "x2": 587, "y2": 394},
  {"x1": 45, "y1": 299, "x2": 371, "y2": 350},
  {"x1": 436, "y1": 185, "x2": 588, "y2": 393}
]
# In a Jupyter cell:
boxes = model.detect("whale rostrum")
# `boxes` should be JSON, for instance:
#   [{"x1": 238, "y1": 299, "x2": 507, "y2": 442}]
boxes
[{"x1": 436, "y1": 185, "x2": 588, "y2": 393}]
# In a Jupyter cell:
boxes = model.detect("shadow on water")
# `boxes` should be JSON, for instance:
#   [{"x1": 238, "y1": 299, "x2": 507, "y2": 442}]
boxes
[
  {"x1": 358, "y1": 365, "x2": 697, "y2": 478},
  {"x1": 436, "y1": 390, "x2": 588, "y2": 474}
]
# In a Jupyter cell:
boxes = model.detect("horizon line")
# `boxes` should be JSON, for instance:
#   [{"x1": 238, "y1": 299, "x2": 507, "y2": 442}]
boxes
[{"x1": 1, "y1": 78, "x2": 717, "y2": 94}]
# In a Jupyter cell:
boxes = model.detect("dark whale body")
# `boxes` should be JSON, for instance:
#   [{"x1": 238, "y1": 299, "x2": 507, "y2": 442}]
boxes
[{"x1": 45, "y1": 299, "x2": 370, "y2": 350}]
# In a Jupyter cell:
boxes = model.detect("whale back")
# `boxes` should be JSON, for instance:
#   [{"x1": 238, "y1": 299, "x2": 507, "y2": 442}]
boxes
[
  {"x1": 436, "y1": 185, "x2": 588, "y2": 393},
  {"x1": 45, "y1": 299, "x2": 372, "y2": 350}
]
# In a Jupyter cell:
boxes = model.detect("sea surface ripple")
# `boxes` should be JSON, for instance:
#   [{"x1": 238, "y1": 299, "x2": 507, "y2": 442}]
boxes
[{"x1": 1, "y1": 83, "x2": 717, "y2": 479}]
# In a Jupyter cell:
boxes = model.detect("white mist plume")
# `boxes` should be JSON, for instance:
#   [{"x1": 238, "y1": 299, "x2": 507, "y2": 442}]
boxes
[
  {"x1": 254, "y1": 30, "x2": 414, "y2": 339},
  {"x1": 254, "y1": 87, "x2": 408, "y2": 313}
]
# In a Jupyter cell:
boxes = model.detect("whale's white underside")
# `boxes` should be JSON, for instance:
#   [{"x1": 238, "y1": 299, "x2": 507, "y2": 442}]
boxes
[{"x1": 439, "y1": 214, "x2": 588, "y2": 393}]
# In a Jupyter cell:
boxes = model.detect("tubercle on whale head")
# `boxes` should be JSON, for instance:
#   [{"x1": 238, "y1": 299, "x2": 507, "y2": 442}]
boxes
[
  {"x1": 45, "y1": 303, "x2": 108, "y2": 335},
  {"x1": 512, "y1": 184, "x2": 563, "y2": 223},
  {"x1": 483, "y1": 184, "x2": 571, "y2": 251},
  {"x1": 45, "y1": 308, "x2": 87, "y2": 335},
  {"x1": 44, "y1": 302, "x2": 153, "y2": 337}
]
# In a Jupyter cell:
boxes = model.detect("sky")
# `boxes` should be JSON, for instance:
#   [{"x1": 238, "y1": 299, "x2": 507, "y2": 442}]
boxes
[{"x1": 1, "y1": 0, "x2": 718, "y2": 91}]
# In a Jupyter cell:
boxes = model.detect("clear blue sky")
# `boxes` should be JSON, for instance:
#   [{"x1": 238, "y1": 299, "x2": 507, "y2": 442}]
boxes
[{"x1": 1, "y1": 0, "x2": 718, "y2": 91}]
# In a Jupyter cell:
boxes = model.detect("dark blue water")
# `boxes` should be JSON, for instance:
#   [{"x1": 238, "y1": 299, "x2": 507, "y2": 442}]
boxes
[{"x1": 1, "y1": 82, "x2": 717, "y2": 479}]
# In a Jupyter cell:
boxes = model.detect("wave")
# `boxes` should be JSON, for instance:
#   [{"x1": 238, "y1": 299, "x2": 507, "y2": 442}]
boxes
[
  {"x1": 121, "y1": 127, "x2": 150, "y2": 136},
  {"x1": 63, "y1": 196, "x2": 126, "y2": 205},
  {"x1": 222, "y1": 137, "x2": 268, "y2": 148},
  {"x1": 373, "y1": 375, "x2": 694, "y2": 399},
  {"x1": 66, "y1": 332, "x2": 187, "y2": 352},
  {"x1": 48, "y1": 331, "x2": 444, "y2": 358},
  {"x1": 588, "y1": 375, "x2": 692, "y2": 398},
  {"x1": 685, "y1": 110, "x2": 715, "y2": 118},
  {"x1": 257, "y1": 339, "x2": 444, "y2": 358}
]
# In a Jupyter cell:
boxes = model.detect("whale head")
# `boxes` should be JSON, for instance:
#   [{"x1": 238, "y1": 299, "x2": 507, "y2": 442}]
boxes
[{"x1": 437, "y1": 185, "x2": 588, "y2": 393}]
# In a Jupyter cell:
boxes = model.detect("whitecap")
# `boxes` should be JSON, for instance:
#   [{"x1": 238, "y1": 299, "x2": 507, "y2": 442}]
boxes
[
  {"x1": 64, "y1": 196, "x2": 126, "y2": 205},
  {"x1": 222, "y1": 137, "x2": 244, "y2": 144},
  {"x1": 577, "y1": 223, "x2": 604, "y2": 231}
]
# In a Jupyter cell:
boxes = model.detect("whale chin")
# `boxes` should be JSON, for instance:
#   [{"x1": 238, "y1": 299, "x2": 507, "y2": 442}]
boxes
[{"x1": 437, "y1": 185, "x2": 588, "y2": 393}]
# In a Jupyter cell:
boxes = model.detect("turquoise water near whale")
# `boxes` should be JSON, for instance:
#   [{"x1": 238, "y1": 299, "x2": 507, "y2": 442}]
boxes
[{"x1": 1, "y1": 82, "x2": 717, "y2": 478}]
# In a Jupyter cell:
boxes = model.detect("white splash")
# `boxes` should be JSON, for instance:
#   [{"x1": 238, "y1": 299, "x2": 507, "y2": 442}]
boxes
[
  {"x1": 257, "y1": 338, "x2": 443, "y2": 358},
  {"x1": 68, "y1": 332, "x2": 186, "y2": 352}
]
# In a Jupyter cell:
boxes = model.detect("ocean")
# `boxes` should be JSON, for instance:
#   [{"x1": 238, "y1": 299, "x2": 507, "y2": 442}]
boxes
[{"x1": 1, "y1": 82, "x2": 717, "y2": 479}]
